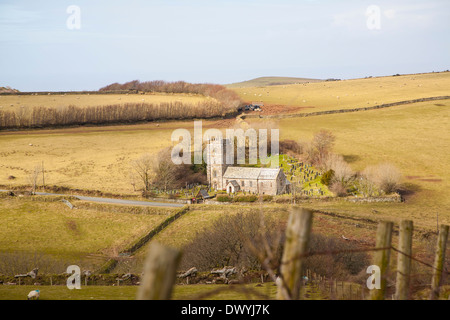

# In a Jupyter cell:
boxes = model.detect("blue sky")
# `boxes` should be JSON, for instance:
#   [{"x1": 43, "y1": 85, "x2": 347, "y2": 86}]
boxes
[{"x1": 0, "y1": 0, "x2": 449, "y2": 91}]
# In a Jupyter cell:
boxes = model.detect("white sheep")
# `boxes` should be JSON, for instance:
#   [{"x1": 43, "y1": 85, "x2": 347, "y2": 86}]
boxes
[{"x1": 27, "y1": 289, "x2": 40, "y2": 300}]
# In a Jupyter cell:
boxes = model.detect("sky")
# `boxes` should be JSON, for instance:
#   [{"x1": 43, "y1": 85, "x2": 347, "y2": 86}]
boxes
[{"x1": 0, "y1": 0, "x2": 449, "y2": 91}]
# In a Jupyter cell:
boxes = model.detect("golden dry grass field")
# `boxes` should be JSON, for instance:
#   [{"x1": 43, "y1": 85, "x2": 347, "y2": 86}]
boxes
[
  {"x1": 233, "y1": 72, "x2": 450, "y2": 114},
  {"x1": 0, "y1": 120, "x2": 218, "y2": 194},
  {"x1": 0, "y1": 93, "x2": 214, "y2": 113}
]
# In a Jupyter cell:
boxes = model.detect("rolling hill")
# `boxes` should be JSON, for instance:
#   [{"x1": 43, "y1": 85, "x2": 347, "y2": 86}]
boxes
[{"x1": 225, "y1": 76, "x2": 323, "y2": 88}]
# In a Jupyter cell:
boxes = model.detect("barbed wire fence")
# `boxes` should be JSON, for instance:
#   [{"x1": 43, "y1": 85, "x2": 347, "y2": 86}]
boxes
[{"x1": 137, "y1": 208, "x2": 449, "y2": 300}]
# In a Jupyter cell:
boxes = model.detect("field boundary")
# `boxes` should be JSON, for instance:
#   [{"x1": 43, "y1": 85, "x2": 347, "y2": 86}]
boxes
[
  {"x1": 241, "y1": 96, "x2": 450, "y2": 120},
  {"x1": 96, "y1": 206, "x2": 191, "y2": 274}
]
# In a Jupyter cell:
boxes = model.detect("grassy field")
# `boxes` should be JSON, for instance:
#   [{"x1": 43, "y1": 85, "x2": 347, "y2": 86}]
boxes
[
  {"x1": 0, "y1": 93, "x2": 214, "y2": 112},
  {"x1": 0, "y1": 98, "x2": 448, "y2": 229},
  {"x1": 0, "y1": 197, "x2": 176, "y2": 270},
  {"x1": 226, "y1": 76, "x2": 323, "y2": 88},
  {"x1": 244, "y1": 99, "x2": 450, "y2": 229},
  {"x1": 232, "y1": 72, "x2": 450, "y2": 113},
  {"x1": 0, "y1": 284, "x2": 274, "y2": 300},
  {"x1": 0, "y1": 119, "x2": 236, "y2": 195},
  {"x1": 0, "y1": 72, "x2": 448, "y2": 300},
  {"x1": 0, "y1": 282, "x2": 331, "y2": 300},
  {"x1": 1, "y1": 282, "x2": 447, "y2": 300}
]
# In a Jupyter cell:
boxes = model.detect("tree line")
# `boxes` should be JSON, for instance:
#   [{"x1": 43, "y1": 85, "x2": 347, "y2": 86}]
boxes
[
  {"x1": 99, "y1": 80, "x2": 242, "y2": 111},
  {"x1": 0, "y1": 80, "x2": 242, "y2": 130}
]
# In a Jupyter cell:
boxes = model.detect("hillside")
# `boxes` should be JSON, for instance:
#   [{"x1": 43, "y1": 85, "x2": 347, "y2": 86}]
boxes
[
  {"x1": 229, "y1": 72, "x2": 450, "y2": 114},
  {"x1": 226, "y1": 76, "x2": 323, "y2": 88},
  {"x1": 0, "y1": 86, "x2": 19, "y2": 94}
]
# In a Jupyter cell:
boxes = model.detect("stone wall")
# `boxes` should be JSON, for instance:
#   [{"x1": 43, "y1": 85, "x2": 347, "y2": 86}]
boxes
[{"x1": 242, "y1": 96, "x2": 450, "y2": 120}]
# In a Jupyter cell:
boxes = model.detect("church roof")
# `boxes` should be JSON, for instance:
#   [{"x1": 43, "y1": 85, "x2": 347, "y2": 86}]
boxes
[
  {"x1": 196, "y1": 189, "x2": 213, "y2": 199},
  {"x1": 226, "y1": 180, "x2": 240, "y2": 188},
  {"x1": 259, "y1": 168, "x2": 282, "y2": 180},
  {"x1": 223, "y1": 167, "x2": 281, "y2": 180}
]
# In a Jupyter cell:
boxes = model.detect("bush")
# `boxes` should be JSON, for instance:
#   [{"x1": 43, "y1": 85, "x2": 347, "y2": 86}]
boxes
[
  {"x1": 234, "y1": 195, "x2": 258, "y2": 202},
  {"x1": 330, "y1": 181, "x2": 348, "y2": 197},
  {"x1": 180, "y1": 213, "x2": 370, "y2": 280},
  {"x1": 216, "y1": 195, "x2": 232, "y2": 202},
  {"x1": 321, "y1": 169, "x2": 335, "y2": 186},
  {"x1": 304, "y1": 234, "x2": 370, "y2": 279},
  {"x1": 362, "y1": 163, "x2": 401, "y2": 194},
  {"x1": 280, "y1": 140, "x2": 302, "y2": 155},
  {"x1": 180, "y1": 212, "x2": 283, "y2": 271},
  {"x1": 324, "y1": 153, "x2": 355, "y2": 188}
]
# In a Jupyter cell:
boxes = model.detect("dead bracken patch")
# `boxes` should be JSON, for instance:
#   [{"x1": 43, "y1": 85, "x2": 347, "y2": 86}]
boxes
[
  {"x1": 66, "y1": 220, "x2": 80, "y2": 235},
  {"x1": 418, "y1": 178, "x2": 442, "y2": 183},
  {"x1": 405, "y1": 175, "x2": 442, "y2": 183},
  {"x1": 257, "y1": 104, "x2": 315, "y2": 115}
]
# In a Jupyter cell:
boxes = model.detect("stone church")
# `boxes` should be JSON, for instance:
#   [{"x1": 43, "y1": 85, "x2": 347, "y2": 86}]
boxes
[{"x1": 206, "y1": 138, "x2": 290, "y2": 196}]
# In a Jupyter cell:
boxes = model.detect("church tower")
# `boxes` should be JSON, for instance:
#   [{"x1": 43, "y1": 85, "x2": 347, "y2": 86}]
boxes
[{"x1": 206, "y1": 137, "x2": 231, "y2": 190}]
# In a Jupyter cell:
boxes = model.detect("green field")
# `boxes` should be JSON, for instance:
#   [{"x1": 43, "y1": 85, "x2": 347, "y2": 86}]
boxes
[
  {"x1": 0, "y1": 282, "x2": 338, "y2": 300},
  {"x1": 0, "y1": 197, "x2": 176, "y2": 270}
]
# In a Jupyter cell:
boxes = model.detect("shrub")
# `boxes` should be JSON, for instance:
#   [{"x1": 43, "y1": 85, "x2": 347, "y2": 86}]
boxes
[
  {"x1": 362, "y1": 163, "x2": 401, "y2": 194},
  {"x1": 180, "y1": 212, "x2": 283, "y2": 271},
  {"x1": 324, "y1": 153, "x2": 355, "y2": 188},
  {"x1": 280, "y1": 139, "x2": 302, "y2": 155},
  {"x1": 180, "y1": 213, "x2": 370, "y2": 279},
  {"x1": 321, "y1": 169, "x2": 335, "y2": 186},
  {"x1": 234, "y1": 195, "x2": 258, "y2": 202},
  {"x1": 216, "y1": 195, "x2": 232, "y2": 202},
  {"x1": 304, "y1": 234, "x2": 370, "y2": 279},
  {"x1": 330, "y1": 181, "x2": 348, "y2": 197}
]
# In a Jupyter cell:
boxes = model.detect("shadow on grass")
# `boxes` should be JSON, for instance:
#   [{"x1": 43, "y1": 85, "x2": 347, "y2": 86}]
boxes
[
  {"x1": 397, "y1": 182, "x2": 422, "y2": 202},
  {"x1": 342, "y1": 154, "x2": 360, "y2": 163}
]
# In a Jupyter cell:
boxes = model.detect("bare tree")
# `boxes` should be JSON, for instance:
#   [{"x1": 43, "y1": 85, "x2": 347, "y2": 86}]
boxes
[
  {"x1": 311, "y1": 130, "x2": 336, "y2": 167},
  {"x1": 131, "y1": 149, "x2": 178, "y2": 193},
  {"x1": 130, "y1": 154, "x2": 155, "y2": 192},
  {"x1": 28, "y1": 165, "x2": 41, "y2": 195},
  {"x1": 153, "y1": 148, "x2": 177, "y2": 192},
  {"x1": 15, "y1": 106, "x2": 29, "y2": 128}
]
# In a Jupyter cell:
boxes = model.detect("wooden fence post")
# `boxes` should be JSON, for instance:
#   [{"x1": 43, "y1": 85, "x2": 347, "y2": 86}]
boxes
[
  {"x1": 137, "y1": 242, "x2": 182, "y2": 300},
  {"x1": 429, "y1": 225, "x2": 449, "y2": 300},
  {"x1": 370, "y1": 221, "x2": 393, "y2": 300},
  {"x1": 333, "y1": 279, "x2": 338, "y2": 299},
  {"x1": 395, "y1": 220, "x2": 413, "y2": 300},
  {"x1": 276, "y1": 208, "x2": 313, "y2": 300}
]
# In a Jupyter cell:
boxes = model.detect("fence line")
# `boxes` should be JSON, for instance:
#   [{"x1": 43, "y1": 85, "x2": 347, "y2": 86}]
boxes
[
  {"x1": 241, "y1": 96, "x2": 450, "y2": 120},
  {"x1": 96, "y1": 206, "x2": 191, "y2": 274},
  {"x1": 135, "y1": 209, "x2": 450, "y2": 300}
]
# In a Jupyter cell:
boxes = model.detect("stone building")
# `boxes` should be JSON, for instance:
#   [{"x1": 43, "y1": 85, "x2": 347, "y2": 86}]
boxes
[{"x1": 206, "y1": 138, "x2": 290, "y2": 196}]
